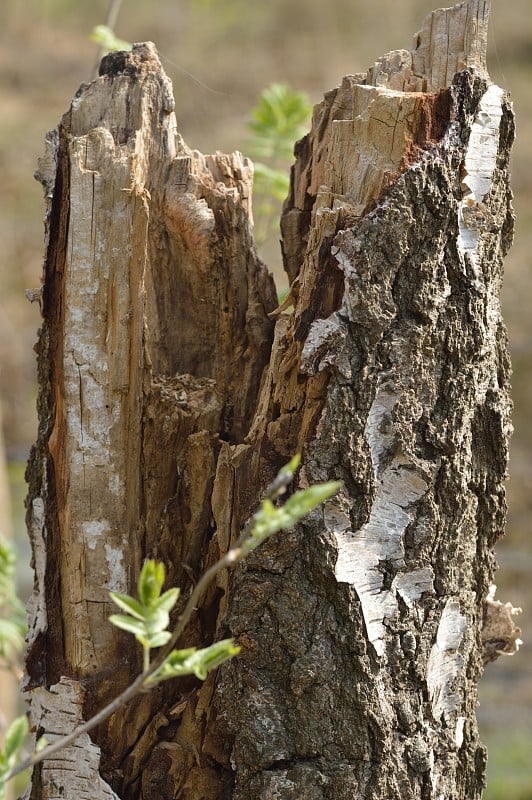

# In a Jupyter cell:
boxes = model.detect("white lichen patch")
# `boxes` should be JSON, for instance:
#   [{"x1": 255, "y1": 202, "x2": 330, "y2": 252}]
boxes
[
  {"x1": 25, "y1": 497, "x2": 48, "y2": 655},
  {"x1": 301, "y1": 313, "x2": 352, "y2": 379},
  {"x1": 457, "y1": 84, "x2": 504, "y2": 276},
  {"x1": 331, "y1": 386, "x2": 430, "y2": 657},
  {"x1": 482, "y1": 583, "x2": 523, "y2": 660},
  {"x1": 65, "y1": 367, "x2": 112, "y2": 456},
  {"x1": 393, "y1": 568, "x2": 434, "y2": 608},
  {"x1": 82, "y1": 520, "x2": 111, "y2": 550},
  {"x1": 109, "y1": 471, "x2": 125, "y2": 498},
  {"x1": 104, "y1": 543, "x2": 127, "y2": 591},
  {"x1": 365, "y1": 387, "x2": 397, "y2": 477},
  {"x1": 426, "y1": 598, "x2": 467, "y2": 722},
  {"x1": 455, "y1": 716, "x2": 465, "y2": 749}
]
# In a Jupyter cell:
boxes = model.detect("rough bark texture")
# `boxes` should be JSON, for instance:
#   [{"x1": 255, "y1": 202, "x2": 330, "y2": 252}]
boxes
[{"x1": 25, "y1": 1, "x2": 515, "y2": 799}]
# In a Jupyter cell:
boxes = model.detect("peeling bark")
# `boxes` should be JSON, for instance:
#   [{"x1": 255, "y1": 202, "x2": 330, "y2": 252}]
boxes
[{"x1": 25, "y1": 1, "x2": 515, "y2": 799}]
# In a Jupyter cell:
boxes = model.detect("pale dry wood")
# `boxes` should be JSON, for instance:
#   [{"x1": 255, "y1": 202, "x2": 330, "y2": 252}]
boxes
[
  {"x1": 481, "y1": 585, "x2": 522, "y2": 663},
  {"x1": 26, "y1": 42, "x2": 276, "y2": 799},
  {"x1": 368, "y1": 0, "x2": 490, "y2": 92},
  {"x1": 21, "y1": 678, "x2": 120, "y2": 800}
]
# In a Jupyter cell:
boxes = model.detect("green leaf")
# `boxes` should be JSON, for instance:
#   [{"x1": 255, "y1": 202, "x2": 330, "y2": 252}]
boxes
[
  {"x1": 152, "y1": 587, "x2": 180, "y2": 614},
  {"x1": 150, "y1": 639, "x2": 241, "y2": 684},
  {"x1": 164, "y1": 647, "x2": 197, "y2": 664},
  {"x1": 143, "y1": 607, "x2": 171, "y2": 635},
  {"x1": 278, "y1": 453, "x2": 301, "y2": 480},
  {"x1": 264, "y1": 454, "x2": 302, "y2": 499},
  {"x1": 247, "y1": 83, "x2": 311, "y2": 159},
  {"x1": 283, "y1": 482, "x2": 343, "y2": 519},
  {"x1": 108, "y1": 562, "x2": 179, "y2": 657},
  {"x1": 143, "y1": 631, "x2": 171, "y2": 649},
  {"x1": 108, "y1": 615, "x2": 147, "y2": 637},
  {"x1": 4, "y1": 715, "x2": 28, "y2": 761},
  {"x1": 138, "y1": 560, "x2": 165, "y2": 607},
  {"x1": 90, "y1": 25, "x2": 132, "y2": 54},
  {"x1": 192, "y1": 639, "x2": 241, "y2": 675},
  {"x1": 243, "y1": 480, "x2": 342, "y2": 553},
  {"x1": 109, "y1": 591, "x2": 146, "y2": 620}
]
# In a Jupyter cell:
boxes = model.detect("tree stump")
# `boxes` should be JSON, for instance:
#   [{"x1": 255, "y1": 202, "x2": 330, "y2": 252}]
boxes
[{"x1": 24, "y1": 1, "x2": 516, "y2": 798}]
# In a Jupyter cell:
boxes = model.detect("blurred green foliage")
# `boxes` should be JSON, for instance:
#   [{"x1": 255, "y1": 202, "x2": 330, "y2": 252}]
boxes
[
  {"x1": 246, "y1": 83, "x2": 311, "y2": 242},
  {"x1": 0, "y1": 458, "x2": 340, "y2": 794},
  {"x1": 0, "y1": 535, "x2": 27, "y2": 668},
  {"x1": 0, "y1": 715, "x2": 29, "y2": 800},
  {"x1": 90, "y1": 24, "x2": 132, "y2": 55},
  {"x1": 247, "y1": 83, "x2": 312, "y2": 163}
]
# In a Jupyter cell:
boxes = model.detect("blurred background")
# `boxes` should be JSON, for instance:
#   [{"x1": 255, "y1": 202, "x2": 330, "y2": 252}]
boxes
[{"x1": 0, "y1": 1, "x2": 530, "y2": 796}]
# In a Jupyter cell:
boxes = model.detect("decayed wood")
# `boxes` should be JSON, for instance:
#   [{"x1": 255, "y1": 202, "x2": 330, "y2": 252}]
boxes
[
  {"x1": 27, "y1": 678, "x2": 120, "y2": 800},
  {"x1": 26, "y1": 42, "x2": 277, "y2": 799},
  {"x1": 25, "y1": 0, "x2": 515, "y2": 798}
]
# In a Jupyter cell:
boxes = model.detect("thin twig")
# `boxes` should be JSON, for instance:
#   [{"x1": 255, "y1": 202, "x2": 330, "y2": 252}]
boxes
[
  {"x1": 6, "y1": 464, "x2": 298, "y2": 784},
  {"x1": 6, "y1": 545, "x2": 241, "y2": 782}
]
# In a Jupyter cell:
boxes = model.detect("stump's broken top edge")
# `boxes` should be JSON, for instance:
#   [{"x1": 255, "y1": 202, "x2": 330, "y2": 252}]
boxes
[{"x1": 368, "y1": 0, "x2": 491, "y2": 93}]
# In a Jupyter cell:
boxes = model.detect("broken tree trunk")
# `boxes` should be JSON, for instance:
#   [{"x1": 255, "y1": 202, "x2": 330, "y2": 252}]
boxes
[{"x1": 24, "y1": 1, "x2": 517, "y2": 798}]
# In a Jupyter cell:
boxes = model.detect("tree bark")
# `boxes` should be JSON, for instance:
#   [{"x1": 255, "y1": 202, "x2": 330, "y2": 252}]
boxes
[{"x1": 24, "y1": 1, "x2": 516, "y2": 799}]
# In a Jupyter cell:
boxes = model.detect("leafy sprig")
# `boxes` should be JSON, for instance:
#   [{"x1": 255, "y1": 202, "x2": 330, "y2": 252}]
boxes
[
  {"x1": 2, "y1": 457, "x2": 341, "y2": 792},
  {"x1": 109, "y1": 561, "x2": 241, "y2": 681},
  {"x1": 109, "y1": 560, "x2": 179, "y2": 670}
]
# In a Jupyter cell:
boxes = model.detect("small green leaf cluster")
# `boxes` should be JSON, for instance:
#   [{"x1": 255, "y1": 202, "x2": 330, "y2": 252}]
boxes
[
  {"x1": 109, "y1": 457, "x2": 341, "y2": 686},
  {"x1": 0, "y1": 535, "x2": 27, "y2": 668},
  {"x1": 248, "y1": 83, "x2": 312, "y2": 164},
  {"x1": 90, "y1": 25, "x2": 132, "y2": 55},
  {"x1": 246, "y1": 83, "x2": 312, "y2": 241},
  {"x1": 1, "y1": 457, "x2": 340, "y2": 792},
  {"x1": 109, "y1": 560, "x2": 179, "y2": 670},
  {"x1": 149, "y1": 639, "x2": 241, "y2": 684},
  {"x1": 242, "y1": 464, "x2": 342, "y2": 554},
  {"x1": 0, "y1": 715, "x2": 28, "y2": 800},
  {"x1": 110, "y1": 561, "x2": 240, "y2": 680}
]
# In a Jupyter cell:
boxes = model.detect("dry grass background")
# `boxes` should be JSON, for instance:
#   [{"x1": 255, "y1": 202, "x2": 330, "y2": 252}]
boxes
[{"x1": 0, "y1": 1, "x2": 531, "y2": 796}]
